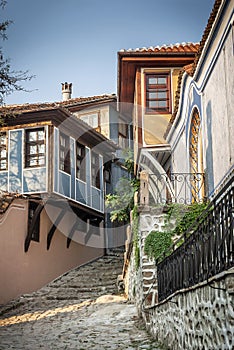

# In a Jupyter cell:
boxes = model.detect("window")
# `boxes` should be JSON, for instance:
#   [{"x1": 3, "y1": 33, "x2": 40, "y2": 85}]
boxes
[
  {"x1": 91, "y1": 151, "x2": 100, "y2": 189},
  {"x1": 25, "y1": 128, "x2": 45, "y2": 168},
  {"x1": 59, "y1": 132, "x2": 70, "y2": 174},
  {"x1": 119, "y1": 122, "x2": 128, "y2": 148},
  {"x1": 80, "y1": 112, "x2": 100, "y2": 131},
  {"x1": 145, "y1": 73, "x2": 171, "y2": 113},
  {"x1": 76, "y1": 142, "x2": 86, "y2": 181},
  {"x1": 28, "y1": 201, "x2": 40, "y2": 242},
  {"x1": 0, "y1": 132, "x2": 7, "y2": 171}
]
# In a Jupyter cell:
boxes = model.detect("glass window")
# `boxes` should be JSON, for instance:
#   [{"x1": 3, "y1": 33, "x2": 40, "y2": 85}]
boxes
[
  {"x1": 76, "y1": 142, "x2": 86, "y2": 181},
  {"x1": 146, "y1": 73, "x2": 171, "y2": 113},
  {"x1": 25, "y1": 128, "x2": 46, "y2": 168},
  {"x1": 91, "y1": 151, "x2": 100, "y2": 189},
  {"x1": 59, "y1": 132, "x2": 70, "y2": 174},
  {"x1": 0, "y1": 132, "x2": 7, "y2": 171},
  {"x1": 80, "y1": 112, "x2": 99, "y2": 130},
  {"x1": 119, "y1": 122, "x2": 128, "y2": 149}
]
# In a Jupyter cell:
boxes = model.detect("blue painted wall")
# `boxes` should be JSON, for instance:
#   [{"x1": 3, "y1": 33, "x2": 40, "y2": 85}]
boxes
[{"x1": 0, "y1": 128, "x2": 47, "y2": 194}]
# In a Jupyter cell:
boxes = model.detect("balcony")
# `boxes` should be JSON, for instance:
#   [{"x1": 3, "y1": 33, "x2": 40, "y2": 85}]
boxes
[{"x1": 148, "y1": 172, "x2": 205, "y2": 205}]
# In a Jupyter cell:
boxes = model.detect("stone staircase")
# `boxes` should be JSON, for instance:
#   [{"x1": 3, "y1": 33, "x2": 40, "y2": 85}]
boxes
[{"x1": 0, "y1": 250, "x2": 124, "y2": 317}]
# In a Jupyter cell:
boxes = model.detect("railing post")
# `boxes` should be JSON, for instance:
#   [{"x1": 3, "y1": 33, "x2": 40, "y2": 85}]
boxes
[{"x1": 139, "y1": 171, "x2": 149, "y2": 207}]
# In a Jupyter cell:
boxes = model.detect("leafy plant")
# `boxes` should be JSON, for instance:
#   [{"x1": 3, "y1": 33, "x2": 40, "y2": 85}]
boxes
[
  {"x1": 105, "y1": 149, "x2": 139, "y2": 223},
  {"x1": 144, "y1": 230, "x2": 172, "y2": 261},
  {"x1": 144, "y1": 202, "x2": 208, "y2": 261}
]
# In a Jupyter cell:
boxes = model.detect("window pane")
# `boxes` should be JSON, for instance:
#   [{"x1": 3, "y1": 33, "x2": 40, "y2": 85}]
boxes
[
  {"x1": 157, "y1": 91, "x2": 167, "y2": 99},
  {"x1": 149, "y1": 92, "x2": 157, "y2": 99},
  {"x1": 149, "y1": 101, "x2": 157, "y2": 108},
  {"x1": 0, "y1": 135, "x2": 6, "y2": 145},
  {"x1": 30, "y1": 145, "x2": 37, "y2": 154},
  {"x1": 29, "y1": 158, "x2": 37, "y2": 166},
  {"x1": 1, "y1": 149, "x2": 6, "y2": 158},
  {"x1": 38, "y1": 156, "x2": 45, "y2": 165},
  {"x1": 80, "y1": 116, "x2": 89, "y2": 124},
  {"x1": 38, "y1": 144, "x2": 45, "y2": 153},
  {"x1": 91, "y1": 114, "x2": 98, "y2": 128},
  {"x1": 0, "y1": 160, "x2": 6, "y2": 169},
  {"x1": 148, "y1": 77, "x2": 157, "y2": 85},
  {"x1": 157, "y1": 77, "x2": 167, "y2": 84},
  {"x1": 158, "y1": 101, "x2": 167, "y2": 107},
  {"x1": 37, "y1": 130, "x2": 44, "y2": 140}
]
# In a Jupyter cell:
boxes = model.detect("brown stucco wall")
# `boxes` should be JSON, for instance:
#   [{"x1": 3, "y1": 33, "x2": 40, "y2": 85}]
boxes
[{"x1": 0, "y1": 199, "x2": 104, "y2": 305}]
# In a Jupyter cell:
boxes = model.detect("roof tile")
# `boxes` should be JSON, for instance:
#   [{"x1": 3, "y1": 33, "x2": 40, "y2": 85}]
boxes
[
  {"x1": 119, "y1": 42, "x2": 199, "y2": 54},
  {"x1": 0, "y1": 94, "x2": 117, "y2": 114}
]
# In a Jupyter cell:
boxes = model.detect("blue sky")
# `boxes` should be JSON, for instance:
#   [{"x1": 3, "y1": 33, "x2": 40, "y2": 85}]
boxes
[{"x1": 2, "y1": 0, "x2": 214, "y2": 105}]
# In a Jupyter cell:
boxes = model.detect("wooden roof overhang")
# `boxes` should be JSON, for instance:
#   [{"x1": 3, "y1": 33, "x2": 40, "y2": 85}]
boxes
[
  {"x1": 117, "y1": 51, "x2": 198, "y2": 106},
  {"x1": 2, "y1": 107, "x2": 118, "y2": 155}
]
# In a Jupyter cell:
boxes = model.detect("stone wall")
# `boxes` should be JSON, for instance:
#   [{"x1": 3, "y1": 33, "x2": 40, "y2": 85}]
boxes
[
  {"x1": 145, "y1": 271, "x2": 234, "y2": 350},
  {"x1": 123, "y1": 208, "x2": 234, "y2": 350}
]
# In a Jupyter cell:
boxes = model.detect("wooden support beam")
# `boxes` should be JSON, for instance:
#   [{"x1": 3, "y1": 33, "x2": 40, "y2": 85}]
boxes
[
  {"x1": 66, "y1": 218, "x2": 79, "y2": 249},
  {"x1": 24, "y1": 202, "x2": 44, "y2": 252},
  {"x1": 47, "y1": 209, "x2": 66, "y2": 250}
]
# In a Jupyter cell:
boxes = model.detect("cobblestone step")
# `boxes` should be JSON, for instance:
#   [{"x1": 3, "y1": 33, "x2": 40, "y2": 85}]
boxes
[
  {"x1": 0, "y1": 252, "x2": 124, "y2": 317},
  {"x1": 0, "y1": 251, "x2": 165, "y2": 349}
]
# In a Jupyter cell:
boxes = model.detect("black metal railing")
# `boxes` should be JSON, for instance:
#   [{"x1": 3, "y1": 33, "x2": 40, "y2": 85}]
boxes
[
  {"x1": 157, "y1": 175, "x2": 234, "y2": 302},
  {"x1": 149, "y1": 172, "x2": 205, "y2": 204}
]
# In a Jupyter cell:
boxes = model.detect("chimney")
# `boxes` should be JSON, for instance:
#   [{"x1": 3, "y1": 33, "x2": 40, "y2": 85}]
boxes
[{"x1": 61, "y1": 82, "x2": 72, "y2": 101}]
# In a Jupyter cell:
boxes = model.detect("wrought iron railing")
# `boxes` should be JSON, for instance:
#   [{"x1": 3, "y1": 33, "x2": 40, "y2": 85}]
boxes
[
  {"x1": 149, "y1": 172, "x2": 205, "y2": 204},
  {"x1": 157, "y1": 175, "x2": 234, "y2": 302}
]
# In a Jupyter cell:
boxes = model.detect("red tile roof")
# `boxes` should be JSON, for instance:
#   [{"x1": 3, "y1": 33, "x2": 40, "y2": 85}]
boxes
[
  {"x1": 190, "y1": 0, "x2": 222, "y2": 75},
  {"x1": 0, "y1": 94, "x2": 117, "y2": 114},
  {"x1": 119, "y1": 42, "x2": 199, "y2": 54}
]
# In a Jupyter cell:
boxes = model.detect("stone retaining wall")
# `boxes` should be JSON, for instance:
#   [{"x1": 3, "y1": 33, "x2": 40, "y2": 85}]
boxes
[{"x1": 123, "y1": 208, "x2": 234, "y2": 350}]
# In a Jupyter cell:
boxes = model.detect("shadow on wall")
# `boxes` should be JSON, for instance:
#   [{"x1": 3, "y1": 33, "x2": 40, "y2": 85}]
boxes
[{"x1": 206, "y1": 101, "x2": 214, "y2": 196}]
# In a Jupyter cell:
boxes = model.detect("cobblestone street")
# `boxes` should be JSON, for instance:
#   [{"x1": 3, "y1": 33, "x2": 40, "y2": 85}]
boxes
[{"x1": 0, "y1": 254, "x2": 164, "y2": 349}]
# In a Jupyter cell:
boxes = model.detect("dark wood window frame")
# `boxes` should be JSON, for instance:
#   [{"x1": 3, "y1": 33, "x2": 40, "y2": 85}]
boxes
[
  {"x1": 25, "y1": 128, "x2": 46, "y2": 168},
  {"x1": 145, "y1": 72, "x2": 171, "y2": 114},
  {"x1": 118, "y1": 122, "x2": 128, "y2": 149},
  {"x1": 59, "y1": 132, "x2": 70, "y2": 174},
  {"x1": 91, "y1": 151, "x2": 100, "y2": 189},
  {"x1": 0, "y1": 132, "x2": 7, "y2": 171},
  {"x1": 28, "y1": 201, "x2": 40, "y2": 242},
  {"x1": 76, "y1": 142, "x2": 86, "y2": 181}
]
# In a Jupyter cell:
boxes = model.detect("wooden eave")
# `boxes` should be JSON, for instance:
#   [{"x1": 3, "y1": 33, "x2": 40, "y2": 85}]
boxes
[
  {"x1": 66, "y1": 97, "x2": 117, "y2": 113},
  {"x1": 2, "y1": 107, "x2": 118, "y2": 153},
  {"x1": 118, "y1": 53, "x2": 197, "y2": 105}
]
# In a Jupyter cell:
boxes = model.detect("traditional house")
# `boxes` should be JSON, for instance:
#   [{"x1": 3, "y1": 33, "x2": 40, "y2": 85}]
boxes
[
  {"x1": 0, "y1": 97, "x2": 119, "y2": 304},
  {"x1": 118, "y1": 0, "x2": 233, "y2": 205},
  {"x1": 117, "y1": 42, "x2": 200, "y2": 203}
]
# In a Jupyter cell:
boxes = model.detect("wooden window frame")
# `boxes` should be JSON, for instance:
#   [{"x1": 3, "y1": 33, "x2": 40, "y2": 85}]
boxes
[
  {"x1": 28, "y1": 201, "x2": 40, "y2": 242},
  {"x1": 80, "y1": 112, "x2": 101, "y2": 132},
  {"x1": 76, "y1": 142, "x2": 86, "y2": 181},
  {"x1": 145, "y1": 72, "x2": 171, "y2": 114},
  {"x1": 118, "y1": 122, "x2": 128, "y2": 149},
  {"x1": 0, "y1": 132, "x2": 7, "y2": 171},
  {"x1": 91, "y1": 151, "x2": 100, "y2": 189},
  {"x1": 25, "y1": 128, "x2": 46, "y2": 168},
  {"x1": 59, "y1": 132, "x2": 70, "y2": 174}
]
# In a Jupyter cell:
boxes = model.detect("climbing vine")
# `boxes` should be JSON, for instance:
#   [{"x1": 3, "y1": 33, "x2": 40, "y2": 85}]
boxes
[{"x1": 144, "y1": 202, "x2": 208, "y2": 262}]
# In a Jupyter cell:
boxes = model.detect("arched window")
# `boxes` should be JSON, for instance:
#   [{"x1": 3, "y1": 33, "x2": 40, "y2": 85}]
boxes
[{"x1": 189, "y1": 108, "x2": 204, "y2": 202}]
